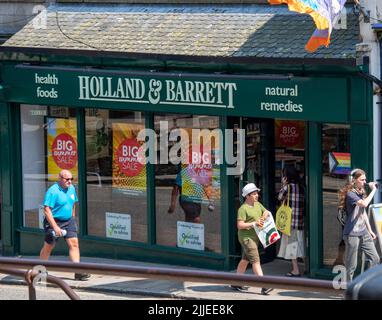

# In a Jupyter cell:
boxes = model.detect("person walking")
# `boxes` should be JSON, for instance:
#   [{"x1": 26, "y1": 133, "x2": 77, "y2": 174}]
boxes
[
  {"x1": 168, "y1": 169, "x2": 202, "y2": 223},
  {"x1": 231, "y1": 183, "x2": 273, "y2": 295},
  {"x1": 277, "y1": 166, "x2": 305, "y2": 277},
  {"x1": 339, "y1": 168, "x2": 380, "y2": 282},
  {"x1": 40, "y1": 169, "x2": 90, "y2": 281}
]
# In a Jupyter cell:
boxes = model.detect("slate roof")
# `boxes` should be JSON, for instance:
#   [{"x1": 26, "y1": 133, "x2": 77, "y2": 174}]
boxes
[{"x1": 2, "y1": 4, "x2": 359, "y2": 60}]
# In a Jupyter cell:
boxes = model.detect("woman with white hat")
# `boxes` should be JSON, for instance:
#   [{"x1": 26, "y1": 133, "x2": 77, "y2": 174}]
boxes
[{"x1": 231, "y1": 182, "x2": 274, "y2": 295}]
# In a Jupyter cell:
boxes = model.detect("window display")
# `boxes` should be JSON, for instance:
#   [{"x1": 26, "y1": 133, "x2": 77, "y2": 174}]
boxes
[
  {"x1": 85, "y1": 109, "x2": 147, "y2": 242},
  {"x1": 322, "y1": 124, "x2": 351, "y2": 267},
  {"x1": 21, "y1": 105, "x2": 78, "y2": 228},
  {"x1": 155, "y1": 114, "x2": 222, "y2": 252}
]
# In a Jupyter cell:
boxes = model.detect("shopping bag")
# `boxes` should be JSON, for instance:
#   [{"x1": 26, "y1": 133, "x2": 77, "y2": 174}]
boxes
[
  {"x1": 337, "y1": 207, "x2": 347, "y2": 226},
  {"x1": 253, "y1": 214, "x2": 281, "y2": 248},
  {"x1": 276, "y1": 185, "x2": 292, "y2": 236}
]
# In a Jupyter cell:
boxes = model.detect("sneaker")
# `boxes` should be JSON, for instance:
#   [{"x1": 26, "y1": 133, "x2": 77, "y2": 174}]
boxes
[
  {"x1": 74, "y1": 273, "x2": 91, "y2": 281},
  {"x1": 261, "y1": 287, "x2": 274, "y2": 295},
  {"x1": 230, "y1": 285, "x2": 249, "y2": 292}
]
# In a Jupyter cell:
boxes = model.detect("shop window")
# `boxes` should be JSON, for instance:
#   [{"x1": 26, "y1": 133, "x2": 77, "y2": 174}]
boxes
[
  {"x1": 21, "y1": 105, "x2": 78, "y2": 228},
  {"x1": 155, "y1": 114, "x2": 221, "y2": 253},
  {"x1": 85, "y1": 109, "x2": 147, "y2": 242},
  {"x1": 321, "y1": 124, "x2": 350, "y2": 267}
]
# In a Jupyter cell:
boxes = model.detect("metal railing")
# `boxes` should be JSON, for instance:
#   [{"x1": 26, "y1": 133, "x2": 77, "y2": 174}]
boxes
[
  {"x1": 0, "y1": 257, "x2": 343, "y2": 300},
  {"x1": 0, "y1": 266, "x2": 80, "y2": 300}
]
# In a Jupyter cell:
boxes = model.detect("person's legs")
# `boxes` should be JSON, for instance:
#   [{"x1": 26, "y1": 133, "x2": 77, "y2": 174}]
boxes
[
  {"x1": 182, "y1": 202, "x2": 202, "y2": 223},
  {"x1": 291, "y1": 259, "x2": 300, "y2": 275},
  {"x1": 66, "y1": 237, "x2": 80, "y2": 263},
  {"x1": 242, "y1": 238, "x2": 273, "y2": 295},
  {"x1": 251, "y1": 262, "x2": 263, "y2": 276},
  {"x1": 41, "y1": 219, "x2": 57, "y2": 260},
  {"x1": 360, "y1": 233, "x2": 380, "y2": 270},
  {"x1": 231, "y1": 248, "x2": 250, "y2": 291},
  {"x1": 192, "y1": 216, "x2": 201, "y2": 224},
  {"x1": 40, "y1": 242, "x2": 55, "y2": 260},
  {"x1": 236, "y1": 259, "x2": 249, "y2": 273},
  {"x1": 66, "y1": 237, "x2": 90, "y2": 281},
  {"x1": 344, "y1": 235, "x2": 360, "y2": 282}
]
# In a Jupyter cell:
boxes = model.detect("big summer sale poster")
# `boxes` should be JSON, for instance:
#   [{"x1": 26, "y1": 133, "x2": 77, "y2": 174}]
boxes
[
  {"x1": 112, "y1": 122, "x2": 146, "y2": 196},
  {"x1": 47, "y1": 118, "x2": 78, "y2": 182},
  {"x1": 180, "y1": 129, "x2": 221, "y2": 205}
]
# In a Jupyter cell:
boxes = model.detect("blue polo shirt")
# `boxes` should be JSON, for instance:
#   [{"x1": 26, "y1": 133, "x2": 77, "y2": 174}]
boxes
[{"x1": 43, "y1": 183, "x2": 78, "y2": 221}]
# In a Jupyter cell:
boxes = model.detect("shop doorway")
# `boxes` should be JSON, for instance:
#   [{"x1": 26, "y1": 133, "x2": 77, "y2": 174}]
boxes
[{"x1": 231, "y1": 117, "x2": 307, "y2": 268}]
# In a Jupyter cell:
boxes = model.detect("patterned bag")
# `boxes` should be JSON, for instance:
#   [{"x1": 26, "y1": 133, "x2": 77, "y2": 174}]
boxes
[
  {"x1": 276, "y1": 185, "x2": 292, "y2": 236},
  {"x1": 337, "y1": 207, "x2": 347, "y2": 226}
]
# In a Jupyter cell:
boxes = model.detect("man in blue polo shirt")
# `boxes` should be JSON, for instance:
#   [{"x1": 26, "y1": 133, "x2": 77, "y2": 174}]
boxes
[{"x1": 39, "y1": 169, "x2": 90, "y2": 281}]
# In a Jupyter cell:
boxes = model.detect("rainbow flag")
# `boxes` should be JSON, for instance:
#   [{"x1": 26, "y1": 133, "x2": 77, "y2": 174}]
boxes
[
  {"x1": 329, "y1": 152, "x2": 351, "y2": 175},
  {"x1": 268, "y1": 0, "x2": 346, "y2": 52}
]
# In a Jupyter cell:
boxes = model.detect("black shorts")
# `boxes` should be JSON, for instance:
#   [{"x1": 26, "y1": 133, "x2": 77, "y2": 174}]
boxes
[
  {"x1": 179, "y1": 200, "x2": 201, "y2": 221},
  {"x1": 43, "y1": 218, "x2": 78, "y2": 245}
]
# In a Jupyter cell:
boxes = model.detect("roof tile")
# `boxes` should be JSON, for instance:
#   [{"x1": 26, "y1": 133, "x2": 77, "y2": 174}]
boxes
[{"x1": 2, "y1": 4, "x2": 359, "y2": 59}]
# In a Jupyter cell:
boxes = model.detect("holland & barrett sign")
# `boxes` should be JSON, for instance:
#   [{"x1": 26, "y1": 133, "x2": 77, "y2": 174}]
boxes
[{"x1": 2, "y1": 65, "x2": 348, "y2": 122}]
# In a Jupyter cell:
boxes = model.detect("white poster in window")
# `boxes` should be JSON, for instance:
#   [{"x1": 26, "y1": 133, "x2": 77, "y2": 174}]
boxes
[
  {"x1": 105, "y1": 212, "x2": 131, "y2": 240},
  {"x1": 39, "y1": 205, "x2": 45, "y2": 230},
  {"x1": 177, "y1": 221, "x2": 204, "y2": 251}
]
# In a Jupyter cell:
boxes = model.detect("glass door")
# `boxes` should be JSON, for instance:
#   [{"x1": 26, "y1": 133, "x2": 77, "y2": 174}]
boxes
[
  {"x1": 231, "y1": 117, "x2": 276, "y2": 262},
  {"x1": 274, "y1": 120, "x2": 307, "y2": 272}
]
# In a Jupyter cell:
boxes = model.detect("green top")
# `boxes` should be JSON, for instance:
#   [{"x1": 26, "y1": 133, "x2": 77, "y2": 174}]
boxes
[{"x1": 237, "y1": 202, "x2": 266, "y2": 242}]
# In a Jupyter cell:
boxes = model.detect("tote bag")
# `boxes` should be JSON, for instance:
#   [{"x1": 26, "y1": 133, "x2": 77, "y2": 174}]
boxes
[
  {"x1": 253, "y1": 214, "x2": 280, "y2": 248},
  {"x1": 276, "y1": 185, "x2": 292, "y2": 236}
]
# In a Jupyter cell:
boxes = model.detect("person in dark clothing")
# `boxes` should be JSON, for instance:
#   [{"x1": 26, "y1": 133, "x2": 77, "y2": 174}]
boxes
[{"x1": 168, "y1": 171, "x2": 202, "y2": 223}]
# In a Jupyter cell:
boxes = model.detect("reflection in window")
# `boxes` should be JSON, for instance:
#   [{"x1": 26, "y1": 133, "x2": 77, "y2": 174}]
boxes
[
  {"x1": 21, "y1": 105, "x2": 78, "y2": 228},
  {"x1": 86, "y1": 109, "x2": 147, "y2": 242},
  {"x1": 322, "y1": 124, "x2": 350, "y2": 267},
  {"x1": 155, "y1": 114, "x2": 221, "y2": 253}
]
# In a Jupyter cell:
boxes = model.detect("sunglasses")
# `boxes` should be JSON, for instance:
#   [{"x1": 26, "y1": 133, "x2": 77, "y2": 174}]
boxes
[{"x1": 61, "y1": 177, "x2": 74, "y2": 181}]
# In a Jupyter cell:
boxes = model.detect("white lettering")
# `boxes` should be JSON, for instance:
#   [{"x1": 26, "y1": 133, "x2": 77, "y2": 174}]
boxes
[
  {"x1": 148, "y1": 304, "x2": 183, "y2": 318},
  {"x1": 90, "y1": 76, "x2": 100, "y2": 97},
  {"x1": 265, "y1": 85, "x2": 298, "y2": 96},
  {"x1": 78, "y1": 76, "x2": 90, "y2": 100},
  {"x1": 225, "y1": 83, "x2": 237, "y2": 108},
  {"x1": 166, "y1": 80, "x2": 176, "y2": 101},
  {"x1": 57, "y1": 140, "x2": 73, "y2": 151},
  {"x1": 195, "y1": 81, "x2": 205, "y2": 103},
  {"x1": 77, "y1": 76, "x2": 237, "y2": 109},
  {"x1": 260, "y1": 100, "x2": 303, "y2": 113},
  {"x1": 36, "y1": 87, "x2": 58, "y2": 99},
  {"x1": 35, "y1": 73, "x2": 58, "y2": 85},
  {"x1": 184, "y1": 81, "x2": 195, "y2": 102}
]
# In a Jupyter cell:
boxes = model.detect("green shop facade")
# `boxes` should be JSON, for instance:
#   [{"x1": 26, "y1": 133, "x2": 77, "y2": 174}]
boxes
[{"x1": 0, "y1": 49, "x2": 374, "y2": 279}]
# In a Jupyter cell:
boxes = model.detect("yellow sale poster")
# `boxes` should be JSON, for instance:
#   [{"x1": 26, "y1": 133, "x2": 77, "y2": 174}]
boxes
[
  {"x1": 47, "y1": 118, "x2": 78, "y2": 182},
  {"x1": 112, "y1": 122, "x2": 146, "y2": 196}
]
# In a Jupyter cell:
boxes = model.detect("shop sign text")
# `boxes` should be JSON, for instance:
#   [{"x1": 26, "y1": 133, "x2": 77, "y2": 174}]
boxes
[{"x1": 78, "y1": 76, "x2": 237, "y2": 109}]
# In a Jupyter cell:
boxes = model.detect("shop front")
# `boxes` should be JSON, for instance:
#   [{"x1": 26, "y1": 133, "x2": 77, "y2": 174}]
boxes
[
  {"x1": 0, "y1": 0, "x2": 374, "y2": 278},
  {"x1": 0, "y1": 58, "x2": 373, "y2": 278}
]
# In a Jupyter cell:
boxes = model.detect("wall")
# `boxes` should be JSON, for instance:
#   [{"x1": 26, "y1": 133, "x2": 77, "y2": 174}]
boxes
[
  {"x1": 359, "y1": 0, "x2": 381, "y2": 201},
  {"x1": 0, "y1": 1, "x2": 45, "y2": 42}
]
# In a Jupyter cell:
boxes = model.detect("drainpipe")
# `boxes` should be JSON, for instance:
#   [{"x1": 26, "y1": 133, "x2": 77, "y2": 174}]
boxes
[{"x1": 371, "y1": 24, "x2": 382, "y2": 201}]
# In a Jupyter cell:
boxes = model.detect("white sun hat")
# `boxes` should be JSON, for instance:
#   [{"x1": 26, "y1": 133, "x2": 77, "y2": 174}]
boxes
[{"x1": 242, "y1": 183, "x2": 261, "y2": 197}]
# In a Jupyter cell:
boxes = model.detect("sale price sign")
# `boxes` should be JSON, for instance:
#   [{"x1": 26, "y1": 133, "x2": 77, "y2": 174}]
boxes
[
  {"x1": 116, "y1": 138, "x2": 144, "y2": 177},
  {"x1": 52, "y1": 133, "x2": 78, "y2": 170},
  {"x1": 112, "y1": 122, "x2": 146, "y2": 196},
  {"x1": 47, "y1": 118, "x2": 78, "y2": 182}
]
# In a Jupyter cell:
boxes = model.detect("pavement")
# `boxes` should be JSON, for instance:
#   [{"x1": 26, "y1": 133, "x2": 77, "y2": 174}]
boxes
[{"x1": 0, "y1": 254, "x2": 345, "y2": 300}]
